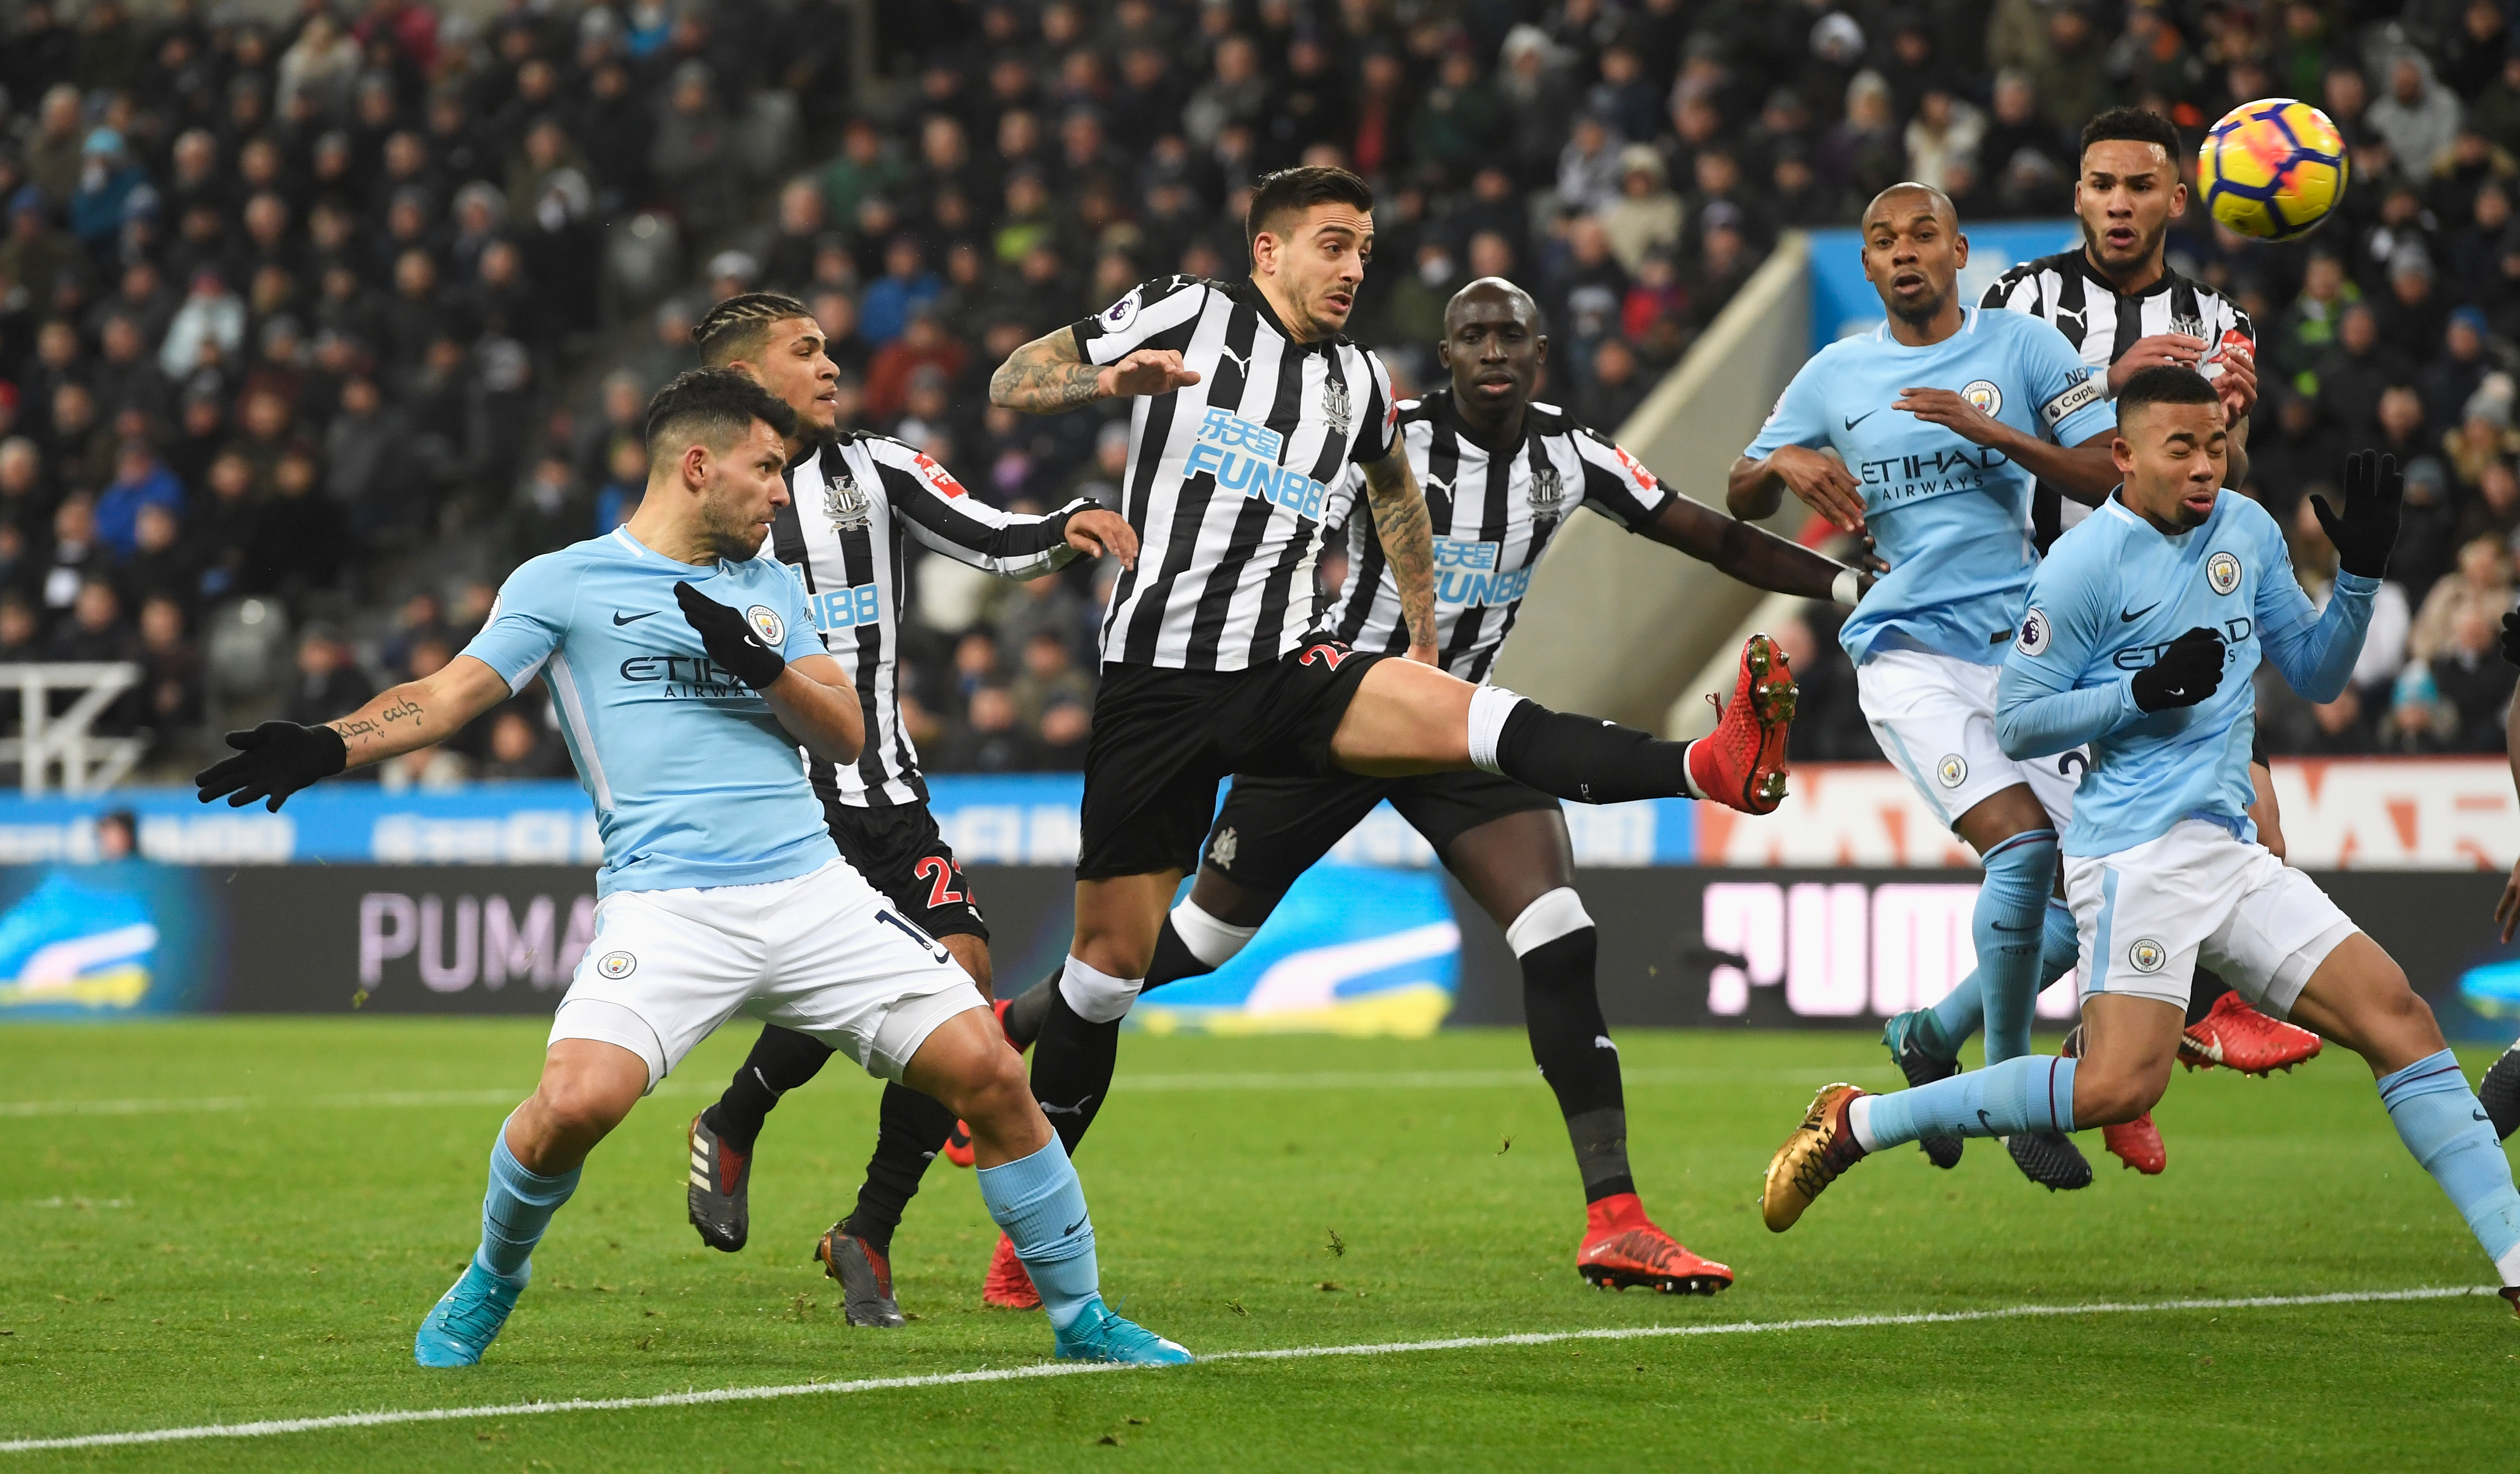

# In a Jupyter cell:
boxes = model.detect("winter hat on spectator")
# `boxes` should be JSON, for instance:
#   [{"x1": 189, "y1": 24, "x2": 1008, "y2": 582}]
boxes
[
  {"x1": 2451, "y1": 304, "x2": 2491, "y2": 339},
  {"x1": 1810, "y1": 13, "x2": 1866, "y2": 66},
  {"x1": 2465, "y1": 373, "x2": 2515, "y2": 431}
]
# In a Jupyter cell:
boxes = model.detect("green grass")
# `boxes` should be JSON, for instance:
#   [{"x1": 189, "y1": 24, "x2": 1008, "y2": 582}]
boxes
[{"x1": 4, "y1": 1020, "x2": 2515, "y2": 1471}]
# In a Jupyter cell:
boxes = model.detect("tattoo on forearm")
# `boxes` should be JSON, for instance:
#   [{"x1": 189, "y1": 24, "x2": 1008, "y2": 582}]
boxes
[
  {"x1": 331, "y1": 696, "x2": 426, "y2": 748},
  {"x1": 333, "y1": 718, "x2": 379, "y2": 739},
  {"x1": 1364, "y1": 457, "x2": 1436, "y2": 649},
  {"x1": 990, "y1": 335, "x2": 1103, "y2": 413}
]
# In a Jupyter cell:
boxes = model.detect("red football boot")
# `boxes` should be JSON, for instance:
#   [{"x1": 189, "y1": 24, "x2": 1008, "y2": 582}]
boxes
[
  {"x1": 2100, "y1": 1115, "x2": 2166, "y2": 1174},
  {"x1": 1686, "y1": 633, "x2": 1797, "y2": 814},
  {"x1": 2180, "y1": 992, "x2": 2322, "y2": 1075},
  {"x1": 981, "y1": 1232, "x2": 1041, "y2": 1310},
  {"x1": 1577, "y1": 1193, "x2": 1732, "y2": 1294}
]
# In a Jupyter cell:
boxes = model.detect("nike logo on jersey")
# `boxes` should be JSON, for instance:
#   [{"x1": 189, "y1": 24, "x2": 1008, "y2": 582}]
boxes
[
  {"x1": 612, "y1": 610, "x2": 659, "y2": 625},
  {"x1": 2119, "y1": 604, "x2": 2158, "y2": 623},
  {"x1": 1843, "y1": 411, "x2": 1878, "y2": 430},
  {"x1": 1978, "y1": 1110, "x2": 1995, "y2": 1131},
  {"x1": 2477, "y1": 1110, "x2": 2494, "y2": 1124},
  {"x1": 1063, "y1": 1215, "x2": 1089, "y2": 1236}
]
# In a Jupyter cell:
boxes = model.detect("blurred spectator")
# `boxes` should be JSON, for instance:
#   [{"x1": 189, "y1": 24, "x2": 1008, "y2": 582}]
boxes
[
  {"x1": 477, "y1": 704, "x2": 566, "y2": 781},
  {"x1": 1009, "y1": 630, "x2": 1092, "y2": 727},
  {"x1": 283, "y1": 626, "x2": 371, "y2": 728},
  {"x1": 135, "y1": 593, "x2": 202, "y2": 736},
  {"x1": 2432, "y1": 604, "x2": 2517, "y2": 749},
  {"x1": 2368, "y1": 54, "x2": 2464, "y2": 176},
  {"x1": 938, "y1": 684, "x2": 1034, "y2": 773},
  {"x1": 1601, "y1": 147, "x2": 1681, "y2": 274},
  {"x1": 95, "y1": 437, "x2": 181, "y2": 560}
]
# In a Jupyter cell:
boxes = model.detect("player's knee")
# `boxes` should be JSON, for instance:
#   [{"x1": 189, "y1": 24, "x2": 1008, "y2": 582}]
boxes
[
  {"x1": 955, "y1": 1045, "x2": 1035, "y2": 1129},
  {"x1": 2074, "y1": 1066, "x2": 2166, "y2": 1127},
  {"x1": 530, "y1": 1074, "x2": 631, "y2": 1146}
]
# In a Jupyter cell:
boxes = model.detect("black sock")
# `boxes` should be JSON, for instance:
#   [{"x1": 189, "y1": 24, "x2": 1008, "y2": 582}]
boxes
[
  {"x1": 1029, "y1": 982, "x2": 1120, "y2": 1156},
  {"x1": 839, "y1": 1081, "x2": 957, "y2": 1256},
  {"x1": 1520, "y1": 928, "x2": 1635, "y2": 1203},
  {"x1": 2187, "y1": 971, "x2": 2233, "y2": 1027},
  {"x1": 1003, "y1": 964, "x2": 1065, "y2": 1049},
  {"x1": 702, "y1": 1025, "x2": 837, "y2": 1152},
  {"x1": 1142, "y1": 917, "x2": 1218, "y2": 991},
  {"x1": 1494, "y1": 701, "x2": 1692, "y2": 805}
]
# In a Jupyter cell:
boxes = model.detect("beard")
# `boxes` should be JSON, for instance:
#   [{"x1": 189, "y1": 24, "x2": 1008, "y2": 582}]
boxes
[
  {"x1": 1886, "y1": 281, "x2": 1949, "y2": 327},
  {"x1": 2085, "y1": 215, "x2": 2167, "y2": 270}
]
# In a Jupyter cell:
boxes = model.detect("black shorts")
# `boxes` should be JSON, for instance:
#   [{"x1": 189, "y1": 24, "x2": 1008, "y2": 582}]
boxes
[
  {"x1": 1201, "y1": 768, "x2": 1561, "y2": 895},
  {"x1": 822, "y1": 799, "x2": 988, "y2": 941},
  {"x1": 1077, "y1": 636, "x2": 1388, "y2": 880}
]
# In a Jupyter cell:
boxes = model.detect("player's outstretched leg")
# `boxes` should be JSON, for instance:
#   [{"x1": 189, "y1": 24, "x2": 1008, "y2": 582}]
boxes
[
  {"x1": 1883, "y1": 897, "x2": 2080, "y2": 1171},
  {"x1": 688, "y1": 1025, "x2": 835, "y2": 1252},
  {"x1": 2284, "y1": 934, "x2": 2520, "y2": 1313},
  {"x1": 418, "y1": 1041, "x2": 642, "y2": 1366},
  {"x1": 2061, "y1": 1023, "x2": 2164, "y2": 1174},
  {"x1": 1762, "y1": 1050, "x2": 2083, "y2": 1231},
  {"x1": 907, "y1": 1006, "x2": 1190, "y2": 1363},
  {"x1": 2481, "y1": 1041, "x2": 2520, "y2": 1141}
]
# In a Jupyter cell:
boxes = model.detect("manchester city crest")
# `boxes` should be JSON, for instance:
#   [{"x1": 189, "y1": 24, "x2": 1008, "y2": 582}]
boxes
[
  {"x1": 822, "y1": 463, "x2": 872, "y2": 532},
  {"x1": 2207, "y1": 550, "x2": 2242, "y2": 595},
  {"x1": 1321, "y1": 374, "x2": 1352, "y2": 437},
  {"x1": 1528, "y1": 464, "x2": 1565, "y2": 514}
]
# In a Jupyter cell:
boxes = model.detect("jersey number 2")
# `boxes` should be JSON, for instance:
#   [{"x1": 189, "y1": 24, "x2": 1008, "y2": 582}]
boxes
[{"x1": 915, "y1": 856, "x2": 964, "y2": 910}]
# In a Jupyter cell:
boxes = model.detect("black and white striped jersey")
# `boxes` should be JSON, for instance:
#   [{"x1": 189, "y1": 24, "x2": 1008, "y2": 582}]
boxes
[
  {"x1": 1316, "y1": 390, "x2": 1671, "y2": 683},
  {"x1": 773, "y1": 433, "x2": 1087, "y2": 807},
  {"x1": 1073, "y1": 274, "x2": 1399, "y2": 671},
  {"x1": 1981, "y1": 249, "x2": 2256, "y2": 543}
]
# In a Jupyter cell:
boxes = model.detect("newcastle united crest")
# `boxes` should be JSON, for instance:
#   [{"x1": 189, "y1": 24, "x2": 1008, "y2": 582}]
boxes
[
  {"x1": 1321, "y1": 374, "x2": 1352, "y2": 438},
  {"x1": 823, "y1": 463, "x2": 871, "y2": 532},
  {"x1": 1527, "y1": 464, "x2": 1565, "y2": 514}
]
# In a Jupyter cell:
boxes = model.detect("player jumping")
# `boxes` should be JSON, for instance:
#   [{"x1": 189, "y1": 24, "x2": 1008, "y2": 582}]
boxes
[
  {"x1": 979, "y1": 276, "x2": 1870, "y2": 1297},
  {"x1": 1762, "y1": 368, "x2": 2520, "y2": 1317},
  {"x1": 1894, "y1": 107, "x2": 2322, "y2": 1178},
  {"x1": 1729, "y1": 182, "x2": 2120, "y2": 1190},
  {"x1": 982, "y1": 165, "x2": 1797, "y2": 1293},
  {"x1": 194, "y1": 371, "x2": 1191, "y2": 1367},
  {"x1": 667, "y1": 292, "x2": 1137, "y2": 1328}
]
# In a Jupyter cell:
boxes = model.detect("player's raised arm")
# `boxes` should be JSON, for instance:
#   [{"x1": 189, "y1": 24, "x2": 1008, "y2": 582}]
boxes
[
  {"x1": 871, "y1": 440, "x2": 1138, "y2": 574},
  {"x1": 195, "y1": 654, "x2": 512, "y2": 811},
  {"x1": 990, "y1": 276, "x2": 1206, "y2": 415},
  {"x1": 2258, "y1": 450, "x2": 2396, "y2": 702},
  {"x1": 1640, "y1": 489, "x2": 1869, "y2": 604}
]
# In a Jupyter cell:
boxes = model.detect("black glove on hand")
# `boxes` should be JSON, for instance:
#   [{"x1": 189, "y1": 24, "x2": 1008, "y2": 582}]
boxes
[
  {"x1": 2131, "y1": 626, "x2": 2228, "y2": 713},
  {"x1": 2310, "y1": 449, "x2": 2404, "y2": 579},
  {"x1": 194, "y1": 721, "x2": 349, "y2": 812},
  {"x1": 2503, "y1": 609, "x2": 2520, "y2": 669},
  {"x1": 675, "y1": 581, "x2": 787, "y2": 690}
]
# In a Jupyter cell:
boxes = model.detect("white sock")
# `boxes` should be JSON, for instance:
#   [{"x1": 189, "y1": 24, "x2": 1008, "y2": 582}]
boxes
[
  {"x1": 1170, "y1": 898, "x2": 1258, "y2": 968},
  {"x1": 1465, "y1": 685, "x2": 1526, "y2": 775},
  {"x1": 1056, "y1": 955, "x2": 1142, "y2": 1025},
  {"x1": 1848, "y1": 1094, "x2": 1883, "y2": 1154}
]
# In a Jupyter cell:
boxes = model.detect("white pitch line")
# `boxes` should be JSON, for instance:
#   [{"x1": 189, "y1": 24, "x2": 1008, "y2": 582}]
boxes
[
  {"x1": 0, "y1": 1285, "x2": 2489, "y2": 1454},
  {"x1": 0, "y1": 1066, "x2": 1897, "y2": 1119}
]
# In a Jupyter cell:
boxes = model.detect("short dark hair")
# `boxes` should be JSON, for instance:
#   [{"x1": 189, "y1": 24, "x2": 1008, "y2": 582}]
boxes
[
  {"x1": 2116, "y1": 364, "x2": 2219, "y2": 419},
  {"x1": 643, "y1": 367, "x2": 797, "y2": 456},
  {"x1": 691, "y1": 290, "x2": 813, "y2": 365},
  {"x1": 2080, "y1": 107, "x2": 2183, "y2": 163},
  {"x1": 1245, "y1": 164, "x2": 1375, "y2": 250}
]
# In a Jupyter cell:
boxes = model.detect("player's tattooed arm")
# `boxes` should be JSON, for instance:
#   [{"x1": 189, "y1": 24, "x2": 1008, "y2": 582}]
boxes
[
  {"x1": 327, "y1": 656, "x2": 512, "y2": 768},
  {"x1": 1643, "y1": 495, "x2": 1872, "y2": 602},
  {"x1": 989, "y1": 328, "x2": 1201, "y2": 414},
  {"x1": 1361, "y1": 451, "x2": 1438, "y2": 662}
]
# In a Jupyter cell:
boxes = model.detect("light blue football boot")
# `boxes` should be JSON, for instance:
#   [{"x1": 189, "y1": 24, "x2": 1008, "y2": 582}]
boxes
[
  {"x1": 414, "y1": 1260, "x2": 527, "y2": 1367},
  {"x1": 1051, "y1": 1297, "x2": 1193, "y2": 1365}
]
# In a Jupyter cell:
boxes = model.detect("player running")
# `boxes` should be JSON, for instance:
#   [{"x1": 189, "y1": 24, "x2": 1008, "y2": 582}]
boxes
[
  {"x1": 194, "y1": 370, "x2": 1191, "y2": 1368},
  {"x1": 1763, "y1": 369, "x2": 2520, "y2": 1318},
  {"x1": 1888, "y1": 107, "x2": 2321, "y2": 1178},
  {"x1": 2481, "y1": 612, "x2": 2520, "y2": 1138},
  {"x1": 983, "y1": 164, "x2": 1798, "y2": 1288},
  {"x1": 668, "y1": 292, "x2": 1138, "y2": 1329},
  {"x1": 977, "y1": 276, "x2": 1869, "y2": 1298},
  {"x1": 1728, "y1": 181, "x2": 2119, "y2": 1190}
]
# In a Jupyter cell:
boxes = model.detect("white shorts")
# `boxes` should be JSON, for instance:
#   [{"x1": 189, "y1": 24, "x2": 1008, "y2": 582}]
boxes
[
  {"x1": 2063, "y1": 820, "x2": 2357, "y2": 1017},
  {"x1": 549, "y1": 859, "x2": 985, "y2": 1090},
  {"x1": 1858, "y1": 647, "x2": 2087, "y2": 831}
]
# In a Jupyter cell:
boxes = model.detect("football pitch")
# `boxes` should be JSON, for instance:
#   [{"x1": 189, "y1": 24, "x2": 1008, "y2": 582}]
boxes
[{"x1": 5, "y1": 1020, "x2": 2514, "y2": 1471}]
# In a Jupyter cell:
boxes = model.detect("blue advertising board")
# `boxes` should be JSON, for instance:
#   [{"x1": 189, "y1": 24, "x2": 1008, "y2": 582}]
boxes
[{"x1": 1805, "y1": 219, "x2": 2083, "y2": 350}]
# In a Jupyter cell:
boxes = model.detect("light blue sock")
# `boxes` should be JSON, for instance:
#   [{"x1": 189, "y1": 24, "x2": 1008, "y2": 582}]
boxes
[
  {"x1": 1859, "y1": 1055, "x2": 2077, "y2": 1149},
  {"x1": 2378, "y1": 1050, "x2": 2520, "y2": 1283},
  {"x1": 1926, "y1": 898, "x2": 2077, "y2": 1060},
  {"x1": 976, "y1": 1137, "x2": 1102, "y2": 1331},
  {"x1": 1974, "y1": 830, "x2": 2058, "y2": 1065},
  {"x1": 476, "y1": 1127, "x2": 580, "y2": 1283}
]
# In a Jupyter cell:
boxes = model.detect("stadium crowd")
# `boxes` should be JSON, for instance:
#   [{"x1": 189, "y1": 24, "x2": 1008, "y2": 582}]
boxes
[{"x1": 3, "y1": 0, "x2": 2519, "y2": 780}]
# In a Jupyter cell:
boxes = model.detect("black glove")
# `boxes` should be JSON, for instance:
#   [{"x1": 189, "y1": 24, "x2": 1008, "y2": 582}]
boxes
[
  {"x1": 2503, "y1": 609, "x2": 2520, "y2": 668},
  {"x1": 194, "y1": 721, "x2": 348, "y2": 812},
  {"x1": 2130, "y1": 626, "x2": 2228, "y2": 713},
  {"x1": 674, "y1": 581, "x2": 787, "y2": 690},
  {"x1": 2310, "y1": 449, "x2": 2404, "y2": 579}
]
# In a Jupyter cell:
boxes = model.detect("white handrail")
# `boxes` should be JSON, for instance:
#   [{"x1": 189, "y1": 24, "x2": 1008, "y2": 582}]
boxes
[{"x1": 0, "y1": 663, "x2": 147, "y2": 795}]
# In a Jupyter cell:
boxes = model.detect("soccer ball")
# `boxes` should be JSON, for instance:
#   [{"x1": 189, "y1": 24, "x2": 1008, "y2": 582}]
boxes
[{"x1": 2196, "y1": 99, "x2": 2349, "y2": 242}]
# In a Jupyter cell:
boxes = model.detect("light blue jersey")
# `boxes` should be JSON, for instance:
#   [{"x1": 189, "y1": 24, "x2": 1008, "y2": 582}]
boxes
[
  {"x1": 461, "y1": 526, "x2": 837, "y2": 895},
  {"x1": 1995, "y1": 492, "x2": 2376, "y2": 857},
  {"x1": 1744, "y1": 306, "x2": 2116, "y2": 666}
]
